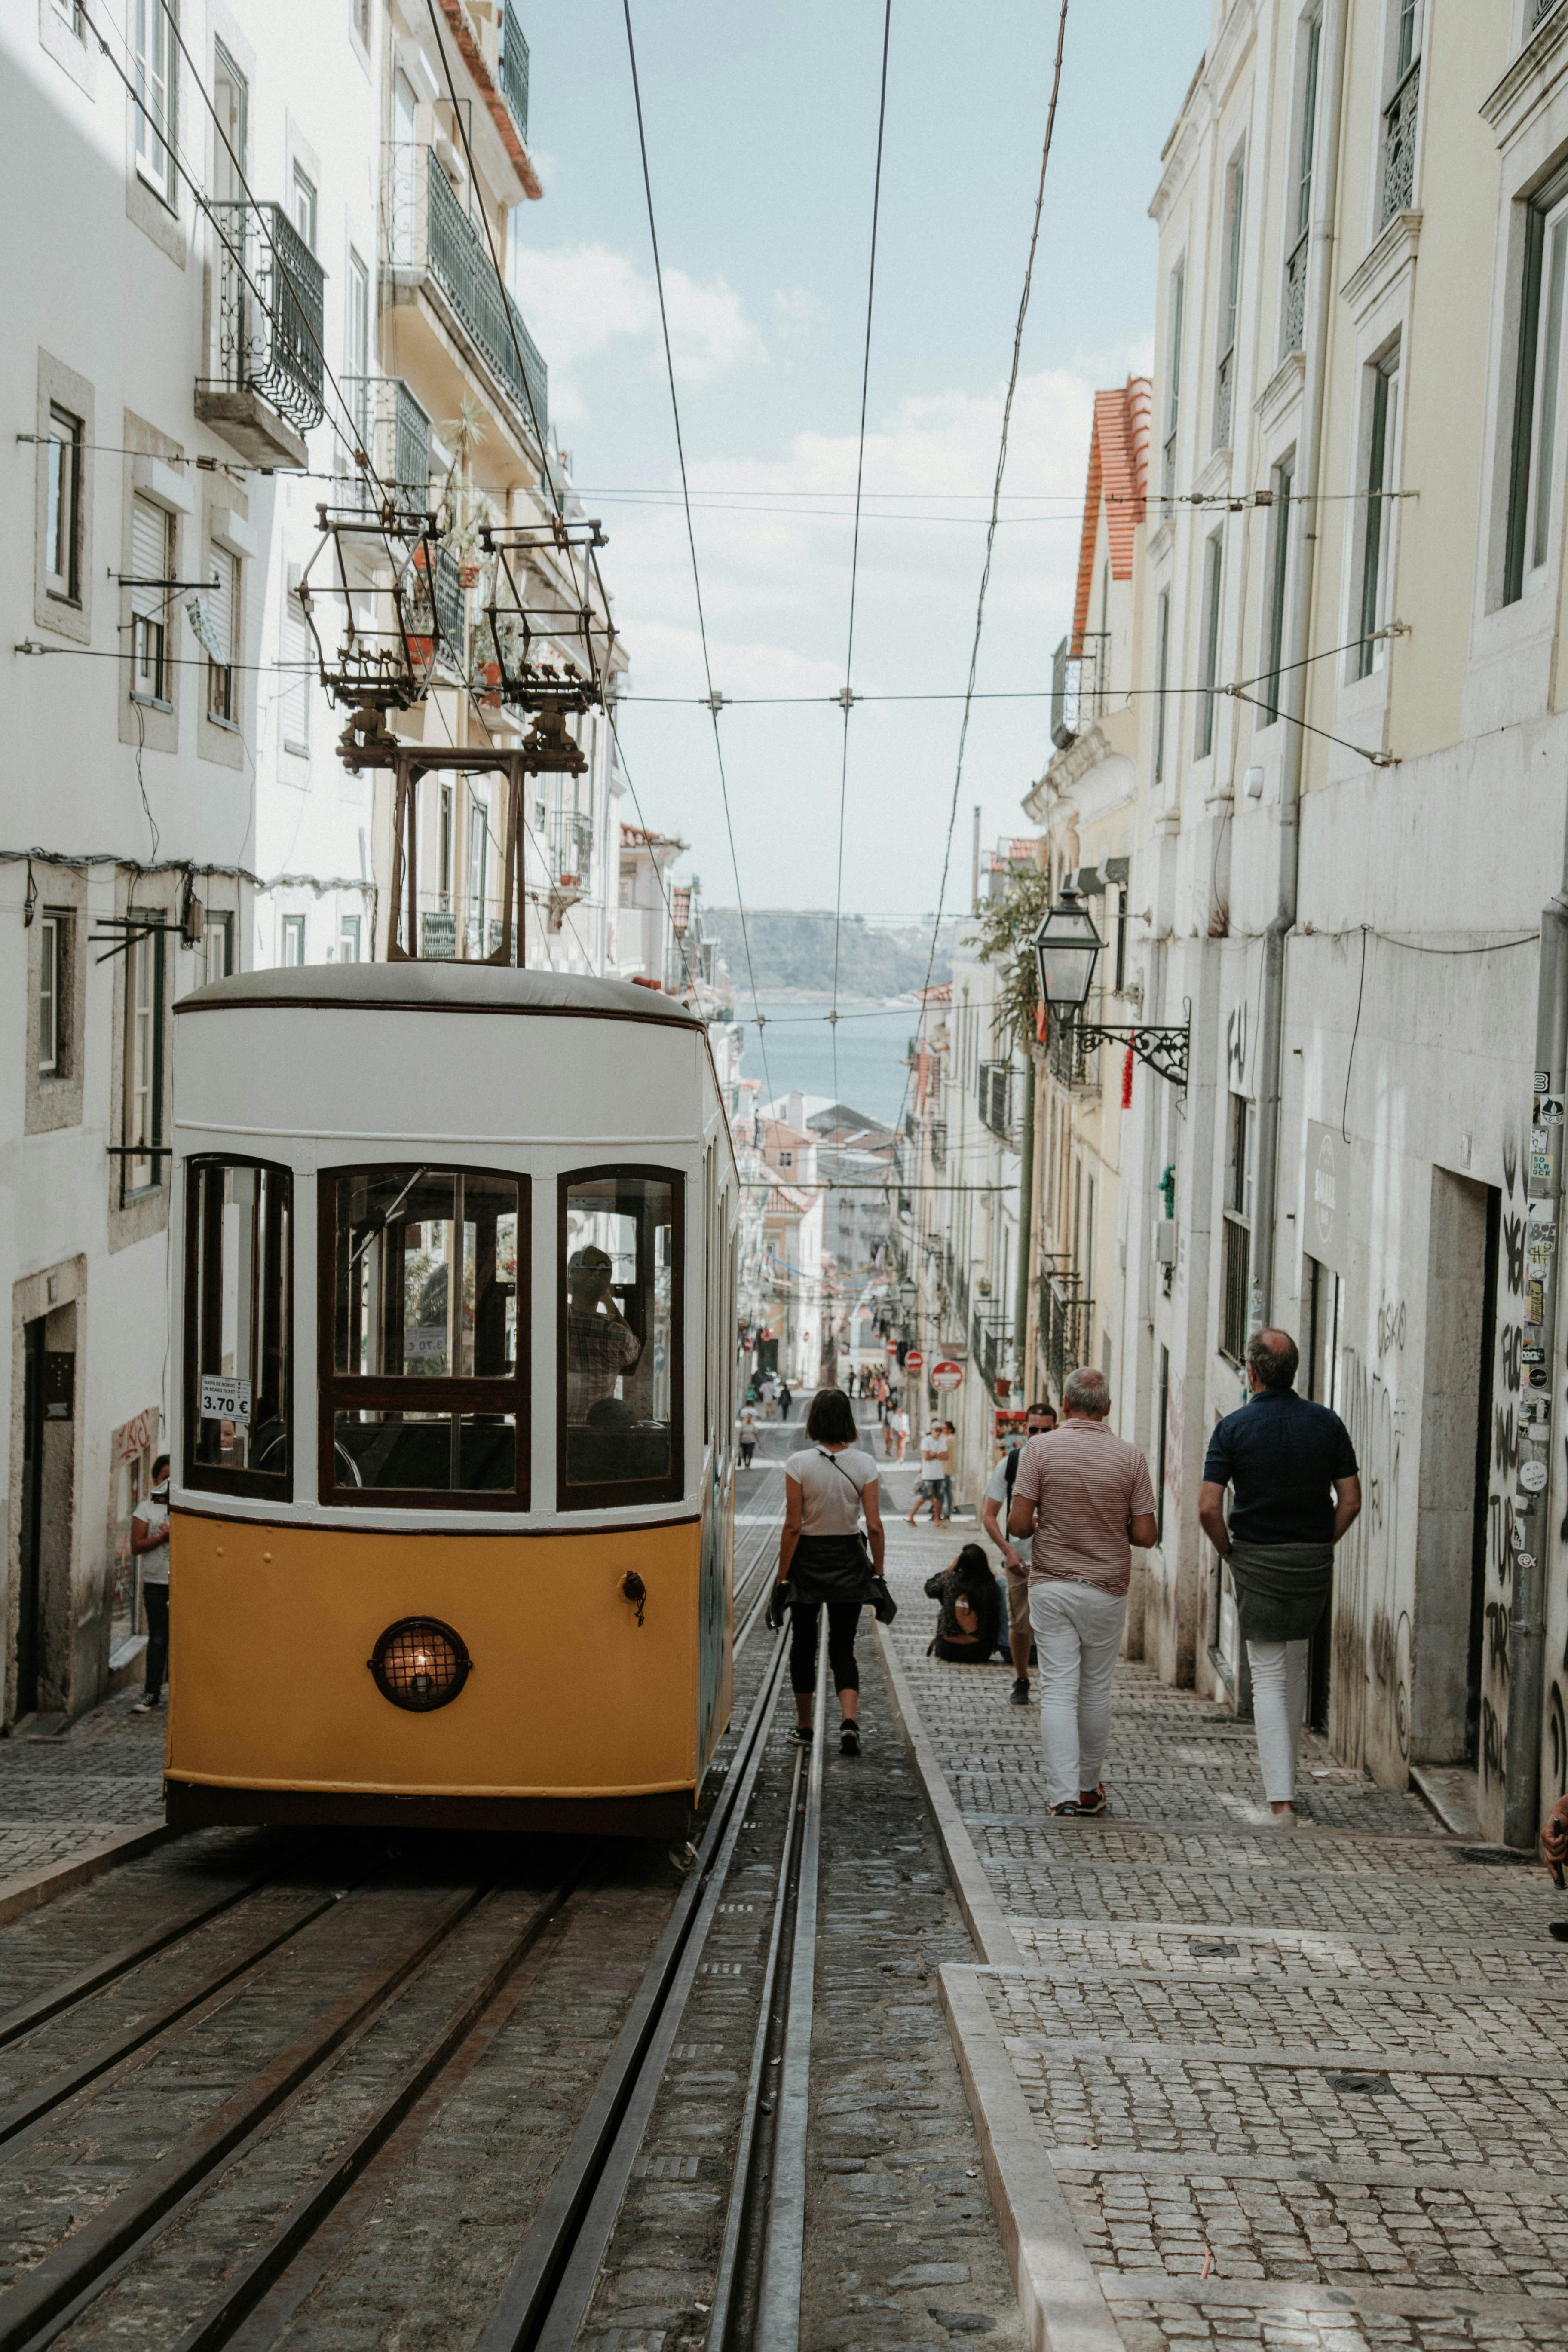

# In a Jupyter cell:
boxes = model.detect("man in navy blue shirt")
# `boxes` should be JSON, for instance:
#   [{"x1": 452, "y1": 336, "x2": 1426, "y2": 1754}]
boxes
[{"x1": 1198, "y1": 1328, "x2": 1360, "y2": 1824}]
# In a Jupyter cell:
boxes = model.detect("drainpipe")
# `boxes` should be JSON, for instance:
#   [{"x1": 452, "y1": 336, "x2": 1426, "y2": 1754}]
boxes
[
  {"x1": 1503, "y1": 866, "x2": 1568, "y2": 1850},
  {"x1": 1250, "y1": 0, "x2": 1348, "y2": 1330},
  {"x1": 1013, "y1": 1051, "x2": 1036, "y2": 1390}
]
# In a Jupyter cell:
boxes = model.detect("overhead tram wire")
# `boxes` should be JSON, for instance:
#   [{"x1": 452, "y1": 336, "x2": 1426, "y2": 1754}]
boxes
[
  {"x1": 830, "y1": 0, "x2": 894, "y2": 1123},
  {"x1": 886, "y1": 0, "x2": 1073, "y2": 1198},
  {"x1": 621, "y1": 0, "x2": 776, "y2": 1118}
]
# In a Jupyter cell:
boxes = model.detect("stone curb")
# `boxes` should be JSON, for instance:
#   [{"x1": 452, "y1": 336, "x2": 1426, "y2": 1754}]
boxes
[
  {"x1": 873, "y1": 1622, "x2": 1023, "y2": 1969},
  {"x1": 873, "y1": 1623, "x2": 1124, "y2": 2349},
  {"x1": 0, "y1": 1820, "x2": 177, "y2": 1929},
  {"x1": 939, "y1": 1965, "x2": 1126, "y2": 2352}
]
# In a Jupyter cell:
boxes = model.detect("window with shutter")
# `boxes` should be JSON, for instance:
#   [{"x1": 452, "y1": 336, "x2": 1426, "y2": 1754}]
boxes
[
  {"x1": 206, "y1": 546, "x2": 236, "y2": 722},
  {"x1": 130, "y1": 496, "x2": 171, "y2": 704},
  {"x1": 282, "y1": 588, "x2": 310, "y2": 754}
]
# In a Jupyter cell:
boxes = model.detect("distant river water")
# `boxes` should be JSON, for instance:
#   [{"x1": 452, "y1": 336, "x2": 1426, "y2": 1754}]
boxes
[{"x1": 736, "y1": 997, "x2": 919, "y2": 1127}]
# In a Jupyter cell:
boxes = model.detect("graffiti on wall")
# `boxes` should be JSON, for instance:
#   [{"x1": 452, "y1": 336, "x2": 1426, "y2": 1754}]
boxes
[
  {"x1": 1481, "y1": 1113, "x2": 1525, "y2": 1805},
  {"x1": 1333, "y1": 1344, "x2": 1410, "y2": 1770}
]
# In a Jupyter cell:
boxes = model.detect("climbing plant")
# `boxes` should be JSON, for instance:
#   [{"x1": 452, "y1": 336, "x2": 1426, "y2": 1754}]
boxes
[{"x1": 972, "y1": 864, "x2": 1055, "y2": 1048}]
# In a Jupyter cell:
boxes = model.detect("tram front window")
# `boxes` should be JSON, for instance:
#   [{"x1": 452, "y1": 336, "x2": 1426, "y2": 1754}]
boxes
[
  {"x1": 561, "y1": 1172, "x2": 680, "y2": 1501},
  {"x1": 185, "y1": 1160, "x2": 291, "y2": 1490},
  {"x1": 325, "y1": 1167, "x2": 527, "y2": 1501}
]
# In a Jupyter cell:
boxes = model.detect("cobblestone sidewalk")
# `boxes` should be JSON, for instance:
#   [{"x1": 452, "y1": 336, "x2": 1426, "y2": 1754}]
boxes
[
  {"x1": 0, "y1": 1687, "x2": 167, "y2": 1908},
  {"x1": 878, "y1": 1496, "x2": 1568, "y2": 2352}
]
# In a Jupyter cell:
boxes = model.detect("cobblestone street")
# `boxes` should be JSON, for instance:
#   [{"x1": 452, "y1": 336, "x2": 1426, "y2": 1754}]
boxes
[
  {"x1": 878, "y1": 1495, "x2": 1568, "y2": 2352},
  {"x1": 0, "y1": 1694, "x2": 168, "y2": 1917}
]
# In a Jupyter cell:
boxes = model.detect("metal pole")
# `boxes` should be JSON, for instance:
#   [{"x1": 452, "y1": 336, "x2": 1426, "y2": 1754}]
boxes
[
  {"x1": 1250, "y1": 0, "x2": 1348, "y2": 1329},
  {"x1": 1504, "y1": 883, "x2": 1568, "y2": 1850},
  {"x1": 971, "y1": 805, "x2": 981, "y2": 910},
  {"x1": 1013, "y1": 1050, "x2": 1035, "y2": 1385}
]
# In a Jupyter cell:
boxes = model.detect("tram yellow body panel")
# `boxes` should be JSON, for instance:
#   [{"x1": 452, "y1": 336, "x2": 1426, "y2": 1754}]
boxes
[{"x1": 165, "y1": 1510, "x2": 731, "y2": 1799}]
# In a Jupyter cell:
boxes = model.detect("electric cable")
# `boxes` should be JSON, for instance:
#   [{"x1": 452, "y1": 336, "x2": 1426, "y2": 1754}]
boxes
[
  {"x1": 830, "y1": 0, "x2": 894, "y2": 1125},
  {"x1": 620, "y1": 0, "x2": 775, "y2": 1117},
  {"x1": 891, "y1": 0, "x2": 1072, "y2": 1179}
]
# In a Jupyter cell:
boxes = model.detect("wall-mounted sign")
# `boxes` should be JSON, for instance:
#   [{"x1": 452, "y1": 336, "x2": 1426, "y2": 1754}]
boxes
[
  {"x1": 930, "y1": 1359, "x2": 963, "y2": 1393},
  {"x1": 1304, "y1": 1120, "x2": 1349, "y2": 1277},
  {"x1": 905, "y1": 1350, "x2": 924, "y2": 1371},
  {"x1": 199, "y1": 1373, "x2": 251, "y2": 1424}
]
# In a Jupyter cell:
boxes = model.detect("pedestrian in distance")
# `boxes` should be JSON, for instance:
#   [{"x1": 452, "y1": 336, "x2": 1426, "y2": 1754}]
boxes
[
  {"x1": 981, "y1": 1400, "x2": 1057, "y2": 1701},
  {"x1": 908, "y1": 1423, "x2": 944, "y2": 1525},
  {"x1": 778, "y1": 1379, "x2": 793, "y2": 1423},
  {"x1": 925, "y1": 1544, "x2": 1003, "y2": 1662},
  {"x1": 882, "y1": 1401, "x2": 897, "y2": 1459},
  {"x1": 130, "y1": 1452, "x2": 173, "y2": 1714},
  {"x1": 939, "y1": 1420, "x2": 958, "y2": 1524},
  {"x1": 1197, "y1": 1328, "x2": 1361, "y2": 1824},
  {"x1": 769, "y1": 1387, "x2": 885, "y2": 1757},
  {"x1": 738, "y1": 1400, "x2": 760, "y2": 1469},
  {"x1": 891, "y1": 1403, "x2": 910, "y2": 1462},
  {"x1": 1008, "y1": 1370, "x2": 1157, "y2": 1815}
]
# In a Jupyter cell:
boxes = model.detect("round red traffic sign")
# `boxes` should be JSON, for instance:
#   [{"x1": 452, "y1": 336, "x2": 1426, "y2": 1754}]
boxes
[
  {"x1": 930, "y1": 1359, "x2": 963, "y2": 1393},
  {"x1": 905, "y1": 1349, "x2": 924, "y2": 1370}
]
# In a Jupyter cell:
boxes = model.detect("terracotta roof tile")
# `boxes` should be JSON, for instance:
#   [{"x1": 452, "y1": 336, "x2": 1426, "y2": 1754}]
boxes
[{"x1": 1071, "y1": 376, "x2": 1152, "y2": 653}]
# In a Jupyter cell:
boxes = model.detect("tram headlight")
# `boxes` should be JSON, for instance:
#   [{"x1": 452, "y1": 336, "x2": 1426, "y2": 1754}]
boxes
[{"x1": 368, "y1": 1617, "x2": 472, "y2": 1712}]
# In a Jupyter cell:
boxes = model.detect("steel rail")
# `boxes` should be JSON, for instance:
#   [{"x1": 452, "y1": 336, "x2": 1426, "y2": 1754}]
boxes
[
  {"x1": 755, "y1": 1607, "x2": 829, "y2": 2349},
  {"x1": 0, "y1": 1886, "x2": 349, "y2": 2154},
  {"x1": 0, "y1": 1868, "x2": 278, "y2": 2050},
  {"x1": 0, "y1": 1883, "x2": 492, "y2": 2352},
  {"x1": 169, "y1": 1879, "x2": 580, "y2": 2351},
  {"x1": 474, "y1": 1626, "x2": 790, "y2": 2352}
]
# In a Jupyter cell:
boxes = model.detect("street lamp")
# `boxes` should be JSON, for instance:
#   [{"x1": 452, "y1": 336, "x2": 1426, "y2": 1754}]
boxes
[
  {"x1": 1032, "y1": 881, "x2": 1103, "y2": 1013},
  {"x1": 1031, "y1": 879, "x2": 1192, "y2": 1089}
]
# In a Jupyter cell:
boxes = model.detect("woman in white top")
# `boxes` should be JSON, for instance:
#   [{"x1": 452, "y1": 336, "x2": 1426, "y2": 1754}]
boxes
[{"x1": 772, "y1": 1388, "x2": 884, "y2": 1756}]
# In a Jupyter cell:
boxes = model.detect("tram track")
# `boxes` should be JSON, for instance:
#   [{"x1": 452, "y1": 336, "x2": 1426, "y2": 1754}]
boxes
[{"x1": 0, "y1": 1455, "x2": 818, "y2": 2352}]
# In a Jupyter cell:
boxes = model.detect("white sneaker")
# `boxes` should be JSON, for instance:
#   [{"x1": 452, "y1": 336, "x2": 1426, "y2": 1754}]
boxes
[{"x1": 130, "y1": 1696, "x2": 162, "y2": 1714}]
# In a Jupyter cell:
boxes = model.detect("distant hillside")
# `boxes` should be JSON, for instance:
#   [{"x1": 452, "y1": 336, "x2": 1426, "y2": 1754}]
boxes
[{"x1": 703, "y1": 910, "x2": 957, "y2": 999}]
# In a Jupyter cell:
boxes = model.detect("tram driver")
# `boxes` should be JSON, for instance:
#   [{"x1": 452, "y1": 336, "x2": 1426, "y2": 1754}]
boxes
[{"x1": 566, "y1": 1244, "x2": 644, "y2": 1424}]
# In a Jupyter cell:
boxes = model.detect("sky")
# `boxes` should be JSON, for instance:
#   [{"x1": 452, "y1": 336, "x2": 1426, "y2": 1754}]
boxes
[{"x1": 508, "y1": 1, "x2": 1213, "y2": 926}]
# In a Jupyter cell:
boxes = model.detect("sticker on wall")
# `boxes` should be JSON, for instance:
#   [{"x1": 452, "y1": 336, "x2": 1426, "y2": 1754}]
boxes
[
  {"x1": 1529, "y1": 1279, "x2": 1547, "y2": 1327},
  {"x1": 1520, "y1": 1459, "x2": 1550, "y2": 1494},
  {"x1": 1523, "y1": 1343, "x2": 1547, "y2": 1365},
  {"x1": 1544, "y1": 1097, "x2": 1566, "y2": 1125},
  {"x1": 1532, "y1": 1147, "x2": 1553, "y2": 1185}
]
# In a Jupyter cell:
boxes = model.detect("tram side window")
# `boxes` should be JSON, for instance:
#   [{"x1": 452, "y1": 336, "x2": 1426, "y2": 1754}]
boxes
[
  {"x1": 560, "y1": 1170, "x2": 681, "y2": 1504},
  {"x1": 324, "y1": 1167, "x2": 527, "y2": 1504},
  {"x1": 185, "y1": 1160, "x2": 291, "y2": 1491}
]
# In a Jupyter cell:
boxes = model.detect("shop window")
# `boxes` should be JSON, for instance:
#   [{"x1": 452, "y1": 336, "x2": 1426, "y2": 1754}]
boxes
[
  {"x1": 559, "y1": 1168, "x2": 682, "y2": 1507},
  {"x1": 321, "y1": 1166, "x2": 527, "y2": 1505},
  {"x1": 184, "y1": 1159, "x2": 291, "y2": 1494}
]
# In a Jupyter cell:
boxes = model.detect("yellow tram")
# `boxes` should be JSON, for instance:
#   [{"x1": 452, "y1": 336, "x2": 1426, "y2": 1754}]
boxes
[{"x1": 163, "y1": 962, "x2": 739, "y2": 1838}]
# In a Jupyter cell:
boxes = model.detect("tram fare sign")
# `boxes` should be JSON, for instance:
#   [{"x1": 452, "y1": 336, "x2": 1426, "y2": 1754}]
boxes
[
  {"x1": 199, "y1": 1373, "x2": 252, "y2": 1425},
  {"x1": 930, "y1": 1360, "x2": 964, "y2": 1393}
]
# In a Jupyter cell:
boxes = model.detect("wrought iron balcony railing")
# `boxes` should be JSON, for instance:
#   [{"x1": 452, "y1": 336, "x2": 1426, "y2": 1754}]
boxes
[
  {"x1": 973, "y1": 1310, "x2": 1013, "y2": 1398},
  {"x1": 385, "y1": 144, "x2": 548, "y2": 448},
  {"x1": 1214, "y1": 349, "x2": 1234, "y2": 451},
  {"x1": 1040, "y1": 1274, "x2": 1093, "y2": 1395},
  {"x1": 549, "y1": 808, "x2": 595, "y2": 888},
  {"x1": 1282, "y1": 230, "x2": 1308, "y2": 358},
  {"x1": 977, "y1": 1060, "x2": 1014, "y2": 1146},
  {"x1": 201, "y1": 199, "x2": 325, "y2": 434},
  {"x1": 1381, "y1": 60, "x2": 1419, "y2": 226},
  {"x1": 501, "y1": 0, "x2": 530, "y2": 141},
  {"x1": 340, "y1": 374, "x2": 432, "y2": 510},
  {"x1": 1050, "y1": 631, "x2": 1109, "y2": 750}
]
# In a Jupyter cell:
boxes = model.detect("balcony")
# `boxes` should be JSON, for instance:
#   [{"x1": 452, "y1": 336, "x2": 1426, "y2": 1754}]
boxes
[
  {"x1": 1047, "y1": 1017, "x2": 1096, "y2": 1091},
  {"x1": 1282, "y1": 231, "x2": 1308, "y2": 358},
  {"x1": 385, "y1": 144, "x2": 548, "y2": 454},
  {"x1": 1041, "y1": 1274, "x2": 1093, "y2": 1394},
  {"x1": 1214, "y1": 348, "x2": 1234, "y2": 452},
  {"x1": 973, "y1": 1311, "x2": 1013, "y2": 1399},
  {"x1": 1381, "y1": 61, "x2": 1419, "y2": 227},
  {"x1": 1050, "y1": 631, "x2": 1109, "y2": 751},
  {"x1": 550, "y1": 807, "x2": 595, "y2": 890},
  {"x1": 500, "y1": 0, "x2": 530, "y2": 142},
  {"x1": 195, "y1": 200, "x2": 325, "y2": 466},
  {"x1": 340, "y1": 375, "x2": 432, "y2": 511}
]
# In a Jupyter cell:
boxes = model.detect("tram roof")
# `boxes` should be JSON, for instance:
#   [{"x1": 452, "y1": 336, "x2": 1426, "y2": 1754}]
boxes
[{"x1": 175, "y1": 962, "x2": 707, "y2": 1030}]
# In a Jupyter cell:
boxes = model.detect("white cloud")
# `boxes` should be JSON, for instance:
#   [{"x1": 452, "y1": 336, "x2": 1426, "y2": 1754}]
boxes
[
  {"x1": 508, "y1": 241, "x2": 765, "y2": 411},
  {"x1": 771, "y1": 287, "x2": 830, "y2": 344}
]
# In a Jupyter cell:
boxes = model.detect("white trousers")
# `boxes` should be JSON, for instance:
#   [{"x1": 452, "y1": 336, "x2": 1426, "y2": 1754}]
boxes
[
  {"x1": 1248, "y1": 1638, "x2": 1309, "y2": 1803},
  {"x1": 1028, "y1": 1580, "x2": 1127, "y2": 1810}
]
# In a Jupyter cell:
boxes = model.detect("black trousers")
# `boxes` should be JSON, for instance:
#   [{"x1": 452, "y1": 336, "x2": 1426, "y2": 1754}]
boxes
[
  {"x1": 789, "y1": 1601, "x2": 861, "y2": 1697},
  {"x1": 143, "y1": 1583, "x2": 170, "y2": 1698}
]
